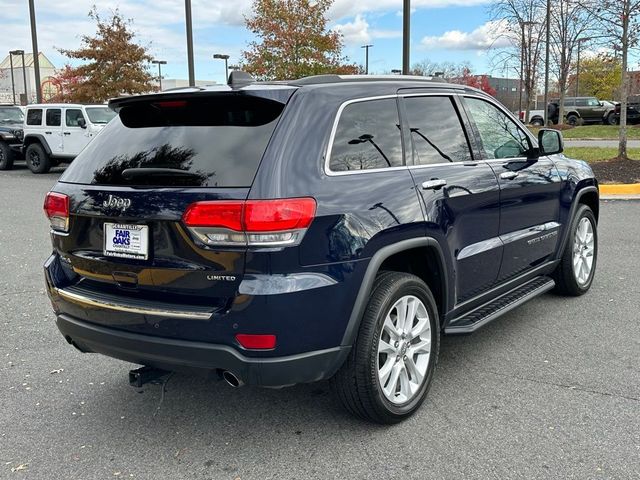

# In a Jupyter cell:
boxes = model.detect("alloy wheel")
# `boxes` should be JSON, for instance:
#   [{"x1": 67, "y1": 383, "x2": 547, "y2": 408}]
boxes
[
  {"x1": 377, "y1": 295, "x2": 432, "y2": 405},
  {"x1": 573, "y1": 217, "x2": 595, "y2": 286}
]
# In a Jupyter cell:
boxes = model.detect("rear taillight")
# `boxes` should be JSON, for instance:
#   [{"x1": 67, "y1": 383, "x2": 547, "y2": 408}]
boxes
[
  {"x1": 182, "y1": 197, "x2": 316, "y2": 247},
  {"x1": 44, "y1": 192, "x2": 69, "y2": 232}
]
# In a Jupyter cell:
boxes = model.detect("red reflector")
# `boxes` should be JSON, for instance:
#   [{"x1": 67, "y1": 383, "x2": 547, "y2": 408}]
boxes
[
  {"x1": 182, "y1": 198, "x2": 316, "y2": 232},
  {"x1": 182, "y1": 201, "x2": 243, "y2": 230},
  {"x1": 244, "y1": 198, "x2": 316, "y2": 231},
  {"x1": 235, "y1": 334, "x2": 277, "y2": 350},
  {"x1": 44, "y1": 192, "x2": 69, "y2": 219}
]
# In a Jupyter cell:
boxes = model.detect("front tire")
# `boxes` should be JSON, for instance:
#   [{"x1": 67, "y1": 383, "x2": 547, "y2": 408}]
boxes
[
  {"x1": 25, "y1": 143, "x2": 51, "y2": 174},
  {"x1": 531, "y1": 118, "x2": 544, "y2": 127},
  {"x1": 331, "y1": 272, "x2": 440, "y2": 424},
  {"x1": 606, "y1": 112, "x2": 618, "y2": 125},
  {"x1": 0, "y1": 142, "x2": 14, "y2": 170},
  {"x1": 553, "y1": 205, "x2": 597, "y2": 296}
]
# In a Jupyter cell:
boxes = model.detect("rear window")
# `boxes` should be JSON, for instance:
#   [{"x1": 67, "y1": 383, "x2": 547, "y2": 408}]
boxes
[{"x1": 60, "y1": 95, "x2": 285, "y2": 187}]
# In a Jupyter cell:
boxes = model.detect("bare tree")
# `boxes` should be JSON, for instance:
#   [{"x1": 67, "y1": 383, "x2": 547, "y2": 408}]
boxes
[
  {"x1": 549, "y1": 1, "x2": 595, "y2": 124},
  {"x1": 490, "y1": 0, "x2": 547, "y2": 120},
  {"x1": 578, "y1": 0, "x2": 640, "y2": 160},
  {"x1": 411, "y1": 59, "x2": 471, "y2": 78}
]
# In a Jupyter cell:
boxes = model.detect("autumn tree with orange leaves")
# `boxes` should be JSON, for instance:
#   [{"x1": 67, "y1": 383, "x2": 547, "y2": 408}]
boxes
[
  {"x1": 54, "y1": 8, "x2": 155, "y2": 103},
  {"x1": 242, "y1": 0, "x2": 359, "y2": 80}
]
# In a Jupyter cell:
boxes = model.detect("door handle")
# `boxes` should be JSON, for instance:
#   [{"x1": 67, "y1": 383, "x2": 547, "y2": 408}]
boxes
[
  {"x1": 63, "y1": 132, "x2": 71, "y2": 135},
  {"x1": 422, "y1": 179, "x2": 447, "y2": 190},
  {"x1": 500, "y1": 171, "x2": 519, "y2": 180},
  {"x1": 45, "y1": 131, "x2": 52, "y2": 134}
]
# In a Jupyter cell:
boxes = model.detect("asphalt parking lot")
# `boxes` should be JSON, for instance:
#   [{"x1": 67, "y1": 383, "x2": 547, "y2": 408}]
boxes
[{"x1": 1, "y1": 164, "x2": 639, "y2": 480}]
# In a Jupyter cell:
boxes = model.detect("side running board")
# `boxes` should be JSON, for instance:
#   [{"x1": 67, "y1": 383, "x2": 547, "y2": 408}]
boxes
[{"x1": 445, "y1": 276, "x2": 555, "y2": 335}]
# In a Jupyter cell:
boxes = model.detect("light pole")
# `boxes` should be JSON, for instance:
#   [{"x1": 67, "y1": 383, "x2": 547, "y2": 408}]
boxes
[
  {"x1": 518, "y1": 20, "x2": 537, "y2": 120},
  {"x1": 361, "y1": 44, "x2": 373, "y2": 74},
  {"x1": 10, "y1": 50, "x2": 27, "y2": 105},
  {"x1": 543, "y1": 0, "x2": 551, "y2": 125},
  {"x1": 8, "y1": 51, "x2": 16, "y2": 104},
  {"x1": 575, "y1": 37, "x2": 591, "y2": 97},
  {"x1": 402, "y1": 0, "x2": 410, "y2": 74},
  {"x1": 185, "y1": 0, "x2": 195, "y2": 86},
  {"x1": 213, "y1": 54, "x2": 230, "y2": 82},
  {"x1": 151, "y1": 60, "x2": 167, "y2": 91},
  {"x1": 28, "y1": 0, "x2": 41, "y2": 103}
]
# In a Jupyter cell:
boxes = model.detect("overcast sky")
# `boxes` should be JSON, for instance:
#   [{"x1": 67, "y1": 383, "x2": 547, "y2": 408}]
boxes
[{"x1": 0, "y1": 0, "x2": 626, "y2": 84}]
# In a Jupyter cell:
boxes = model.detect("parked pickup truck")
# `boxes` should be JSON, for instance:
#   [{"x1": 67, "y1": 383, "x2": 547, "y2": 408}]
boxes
[{"x1": 517, "y1": 109, "x2": 545, "y2": 126}]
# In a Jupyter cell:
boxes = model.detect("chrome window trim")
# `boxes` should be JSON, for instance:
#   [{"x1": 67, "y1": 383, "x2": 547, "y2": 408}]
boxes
[
  {"x1": 324, "y1": 94, "x2": 400, "y2": 177},
  {"x1": 324, "y1": 91, "x2": 478, "y2": 176}
]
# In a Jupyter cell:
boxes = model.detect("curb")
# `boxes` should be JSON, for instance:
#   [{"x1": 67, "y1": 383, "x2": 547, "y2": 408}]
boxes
[{"x1": 599, "y1": 183, "x2": 640, "y2": 195}]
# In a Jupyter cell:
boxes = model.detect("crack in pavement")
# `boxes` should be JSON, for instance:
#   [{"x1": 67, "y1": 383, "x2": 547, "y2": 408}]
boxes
[{"x1": 480, "y1": 369, "x2": 640, "y2": 403}]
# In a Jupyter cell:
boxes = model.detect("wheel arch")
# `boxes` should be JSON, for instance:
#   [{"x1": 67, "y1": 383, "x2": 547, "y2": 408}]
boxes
[
  {"x1": 23, "y1": 135, "x2": 52, "y2": 155},
  {"x1": 555, "y1": 185, "x2": 599, "y2": 261},
  {"x1": 341, "y1": 238, "x2": 449, "y2": 347}
]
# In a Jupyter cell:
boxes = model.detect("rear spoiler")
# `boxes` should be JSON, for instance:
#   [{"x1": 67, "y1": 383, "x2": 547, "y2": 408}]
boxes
[{"x1": 108, "y1": 87, "x2": 298, "y2": 113}]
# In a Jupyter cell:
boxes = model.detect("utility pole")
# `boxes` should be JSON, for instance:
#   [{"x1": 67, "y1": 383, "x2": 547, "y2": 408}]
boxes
[
  {"x1": 28, "y1": 0, "x2": 41, "y2": 103},
  {"x1": 543, "y1": 0, "x2": 551, "y2": 126},
  {"x1": 185, "y1": 0, "x2": 195, "y2": 86},
  {"x1": 402, "y1": 0, "x2": 410, "y2": 74},
  {"x1": 361, "y1": 45, "x2": 373, "y2": 74}
]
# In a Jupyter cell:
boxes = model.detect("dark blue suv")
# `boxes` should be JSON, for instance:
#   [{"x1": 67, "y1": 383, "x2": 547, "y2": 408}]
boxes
[{"x1": 44, "y1": 74, "x2": 599, "y2": 423}]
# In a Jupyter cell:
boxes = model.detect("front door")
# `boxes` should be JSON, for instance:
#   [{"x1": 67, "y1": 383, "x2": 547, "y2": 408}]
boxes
[
  {"x1": 63, "y1": 108, "x2": 91, "y2": 156},
  {"x1": 401, "y1": 94, "x2": 502, "y2": 304},
  {"x1": 462, "y1": 96, "x2": 562, "y2": 283}
]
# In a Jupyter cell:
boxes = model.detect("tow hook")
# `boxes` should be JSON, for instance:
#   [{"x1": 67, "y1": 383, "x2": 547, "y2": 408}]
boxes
[{"x1": 128, "y1": 366, "x2": 170, "y2": 388}]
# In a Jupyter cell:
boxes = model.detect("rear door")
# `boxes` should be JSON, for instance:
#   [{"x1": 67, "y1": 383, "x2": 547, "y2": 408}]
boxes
[
  {"x1": 461, "y1": 96, "x2": 562, "y2": 282},
  {"x1": 44, "y1": 108, "x2": 64, "y2": 155},
  {"x1": 401, "y1": 93, "x2": 502, "y2": 304},
  {"x1": 52, "y1": 93, "x2": 290, "y2": 339},
  {"x1": 63, "y1": 108, "x2": 90, "y2": 155}
]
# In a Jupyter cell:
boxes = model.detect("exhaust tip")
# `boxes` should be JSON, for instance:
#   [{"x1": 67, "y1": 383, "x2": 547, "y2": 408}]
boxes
[{"x1": 222, "y1": 370, "x2": 244, "y2": 388}]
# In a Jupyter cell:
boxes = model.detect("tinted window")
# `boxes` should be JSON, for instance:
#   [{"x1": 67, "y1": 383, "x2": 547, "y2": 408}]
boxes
[
  {"x1": 65, "y1": 109, "x2": 85, "y2": 127},
  {"x1": 575, "y1": 98, "x2": 588, "y2": 107},
  {"x1": 60, "y1": 95, "x2": 285, "y2": 187},
  {"x1": 330, "y1": 99, "x2": 403, "y2": 172},
  {"x1": 404, "y1": 96, "x2": 470, "y2": 164},
  {"x1": 465, "y1": 97, "x2": 530, "y2": 160},
  {"x1": 46, "y1": 109, "x2": 61, "y2": 126},
  {"x1": 564, "y1": 99, "x2": 575, "y2": 107},
  {"x1": 26, "y1": 109, "x2": 42, "y2": 125}
]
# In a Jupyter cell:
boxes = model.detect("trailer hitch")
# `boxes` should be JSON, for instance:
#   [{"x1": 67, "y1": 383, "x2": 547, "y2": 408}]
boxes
[{"x1": 128, "y1": 366, "x2": 170, "y2": 388}]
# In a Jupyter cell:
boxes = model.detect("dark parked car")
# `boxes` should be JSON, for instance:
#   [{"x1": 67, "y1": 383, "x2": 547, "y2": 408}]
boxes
[
  {"x1": 0, "y1": 104, "x2": 24, "y2": 170},
  {"x1": 549, "y1": 96, "x2": 614, "y2": 125},
  {"x1": 44, "y1": 73, "x2": 599, "y2": 423},
  {"x1": 614, "y1": 96, "x2": 640, "y2": 125}
]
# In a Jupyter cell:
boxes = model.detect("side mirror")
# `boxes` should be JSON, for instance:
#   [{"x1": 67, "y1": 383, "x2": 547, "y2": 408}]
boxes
[
  {"x1": 77, "y1": 118, "x2": 87, "y2": 129},
  {"x1": 538, "y1": 128, "x2": 564, "y2": 156}
]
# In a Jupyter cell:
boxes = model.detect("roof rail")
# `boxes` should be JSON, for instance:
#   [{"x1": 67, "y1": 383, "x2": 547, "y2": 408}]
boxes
[{"x1": 289, "y1": 74, "x2": 453, "y2": 86}]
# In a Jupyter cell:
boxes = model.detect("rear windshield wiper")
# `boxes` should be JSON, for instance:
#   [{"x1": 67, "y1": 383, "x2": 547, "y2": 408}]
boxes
[{"x1": 121, "y1": 168, "x2": 204, "y2": 179}]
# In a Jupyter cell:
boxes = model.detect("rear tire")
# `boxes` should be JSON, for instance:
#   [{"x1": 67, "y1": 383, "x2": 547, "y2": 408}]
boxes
[
  {"x1": 25, "y1": 143, "x2": 51, "y2": 174},
  {"x1": 566, "y1": 114, "x2": 580, "y2": 126},
  {"x1": 0, "y1": 142, "x2": 14, "y2": 170},
  {"x1": 331, "y1": 271, "x2": 440, "y2": 424},
  {"x1": 553, "y1": 205, "x2": 597, "y2": 296},
  {"x1": 531, "y1": 118, "x2": 544, "y2": 127}
]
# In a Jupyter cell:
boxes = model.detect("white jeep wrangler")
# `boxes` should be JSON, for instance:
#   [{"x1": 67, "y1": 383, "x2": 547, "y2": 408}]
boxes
[{"x1": 22, "y1": 104, "x2": 116, "y2": 173}]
